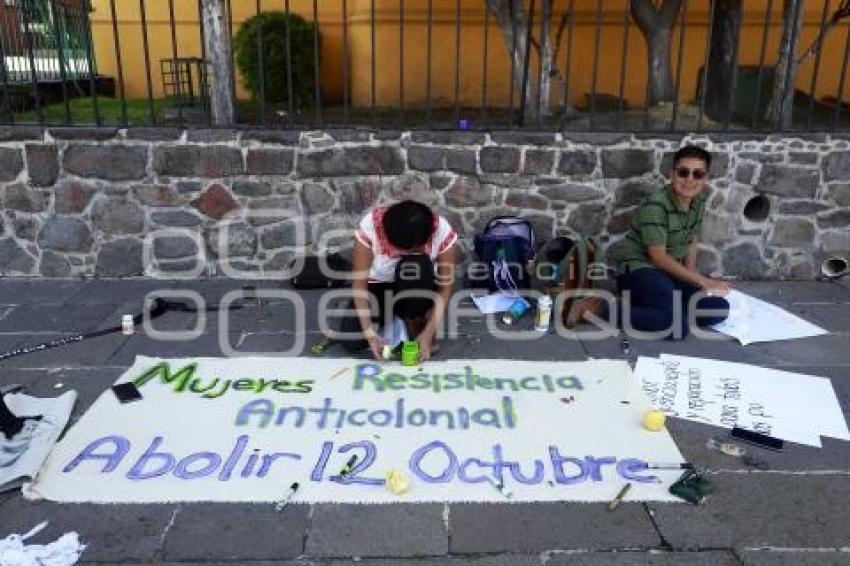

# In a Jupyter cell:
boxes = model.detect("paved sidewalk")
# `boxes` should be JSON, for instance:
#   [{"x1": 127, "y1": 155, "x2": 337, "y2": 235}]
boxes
[{"x1": 0, "y1": 278, "x2": 848, "y2": 565}]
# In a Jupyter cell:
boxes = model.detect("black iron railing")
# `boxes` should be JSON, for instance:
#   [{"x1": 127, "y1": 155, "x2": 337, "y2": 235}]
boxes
[{"x1": 2, "y1": 0, "x2": 850, "y2": 132}]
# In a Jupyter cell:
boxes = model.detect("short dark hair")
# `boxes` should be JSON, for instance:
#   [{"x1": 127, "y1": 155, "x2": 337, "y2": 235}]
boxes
[
  {"x1": 384, "y1": 200, "x2": 435, "y2": 250},
  {"x1": 673, "y1": 145, "x2": 712, "y2": 170}
]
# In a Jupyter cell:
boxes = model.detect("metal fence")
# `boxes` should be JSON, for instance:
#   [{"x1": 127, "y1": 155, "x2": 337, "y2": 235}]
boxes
[{"x1": 2, "y1": 0, "x2": 850, "y2": 132}]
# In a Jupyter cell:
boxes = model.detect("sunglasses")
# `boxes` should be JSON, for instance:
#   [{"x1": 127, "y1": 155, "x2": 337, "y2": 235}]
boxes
[{"x1": 675, "y1": 167, "x2": 707, "y2": 180}]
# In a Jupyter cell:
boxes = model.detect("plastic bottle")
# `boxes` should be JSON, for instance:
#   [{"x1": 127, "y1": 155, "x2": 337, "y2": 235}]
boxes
[
  {"x1": 122, "y1": 314, "x2": 134, "y2": 335},
  {"x1": 535, "y1": 295, "x2": 552, "y2": 332}
]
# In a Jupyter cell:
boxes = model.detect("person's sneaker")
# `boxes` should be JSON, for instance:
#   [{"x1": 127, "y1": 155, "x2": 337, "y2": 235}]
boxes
[{"x1": 564, "y1": 296, "x2": 605, "y2": 328}]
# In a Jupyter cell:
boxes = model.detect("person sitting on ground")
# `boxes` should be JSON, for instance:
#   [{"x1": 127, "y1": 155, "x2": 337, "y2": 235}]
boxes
[
  {"x1": 566, "y1": 145, "x2": 730, "y2": 339},
  {"x1": 339, "y1": 199, "x2": 457, "y2": 360}
]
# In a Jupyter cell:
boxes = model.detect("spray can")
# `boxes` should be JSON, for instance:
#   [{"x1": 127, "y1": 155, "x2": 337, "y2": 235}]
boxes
[
  {"x1": 501, "y1": 298, "x2": 529, "y2": 325},
  {"x1": 122, "y1": 314, "x2": 134, "y2": 335},
  {"x1": 535, "y1": 295, "x2": 553, "y2": 332},
  {"x1": 401, "y1": 340, "x2": 420, "y2": 366}
]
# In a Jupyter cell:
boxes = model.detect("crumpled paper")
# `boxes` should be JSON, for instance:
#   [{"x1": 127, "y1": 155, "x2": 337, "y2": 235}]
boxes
[{"x1": 0, "y1": 521, "x2": 85, "y2": 566}]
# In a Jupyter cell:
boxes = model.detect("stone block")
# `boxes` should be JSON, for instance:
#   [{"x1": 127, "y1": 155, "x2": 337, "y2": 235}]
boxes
[
  {"x1": 527, "y1": 213, "x2": 555, "y2": 240},
  {"x1": 301, "y1": 182, "x2": 336, "y2": 214},
  {"x1": 132, "y1": 184, "x2": 184, "y2": 206},
  {"x1": 63, "y1": 144, "x2": 147, "y2": 180},
  {"x1": 0, "y1": 238, "x2": 36, "y2": 275},
  {"x1": 92, "y1": 196, "x2": 145, "y2": 235},
  {"x1": 450, "y1": 503, "x2": 659, "y2": 553},
  {"x1": 539, "y1": 183, "x2": 605, "y2": 203},
  {"x1": 491, "y1": 131, "x2": 556, "y2": 145},
  {"x1": 246, "y1": 148, "x2": 294, "y2": 175},
  {"x1": 789, "y1": 151, "x2": 818, "y2": 165},
  {"x1": 241, "y1": 130, "x2": 300, "y2": 145},
  {"x1": 186, "y1": 128, "x2": 238, "y2": 142},
  {"x1": 307, "y1": 504, "x2": 447, "y2": 558},
  {"x1": 54, "y1": 181, "x2": 97, "y2": 213},
  {"x1": 700, "y1": 211, "x2": 737, "y2": 244},
  {"x1": 822, "y1": 150, "x2": 850, "y2": 181},
  {"x1": 24, "y1": 144, "x2": 59, "y2": 186},
  {"x1": 0, "y1": 126, "x2": 44, "y2": 141},
  {"x1": 124, "y1": 127, "x2": 183, "y2": 141},
  {"x1": 408, "y1": 145, "x2": 476, "y2": 175},
  {"x1": 231, "y1": 180, "x2": 272, "y2": 197},
  {"x1": 735, "y1": 163, "x2": 756, "y2": 184},
  {"x1": 3, "y1": 183, "x2": 49, "y2": 212},
  {"x1": 410, "y1": 131, "x2": 484, "y2": 144},
  {"x1": 191, "y1": 184, "x2": 240, "y2": 220},
  {"x1": 606, "y1": 211, "x2": 634, "y2": 234},
  {"x1": 557, "y1": 150, "x2": 597, "y2": 176},
  {"x1": 49, "y1": 127, "x2": 118, "y2": 140},
  {"x1": 722, "y1": 242, "x2": 767, "y2": 278},
  {"x1": 817, "y1": 209, "x2": 850, "y2": 229},
  {"x1": 696, "y1": 246, "x2": 720, "y2": 275},
  {"x1": 387, "y1": 174, "x2": 437, "y2": 206},
  {"x1": 335, "y1": 179, "x2": 380, "y2": 214},
  {"x1": 260, "y1": 221, "x2": 299, "y2": 250},
  {"x1": 567, "y1": 203, "x2": 607, "y2": 235},
  {"x1": 154, "y1": 235, "x2": 199, "y2": 259},
  {"x1": 38, "y1": 216, "x2": 93, "y2": 252},
  {"x1": 828, "y1": 182, "x2": 850, "y2": 206},
  {"x1": 523, "y1": 149, "x2": 556, "y2": 175},
  {"x1": 769, "y1": 218, "x2": 816, "y2": 246},
  {"x1": 615, "y1": 180, "x2": 658, "y2": 208},
  {"x1": 480, "y1": 147, "x2": 520, "y2": 173},
  {"x1": 153, "y1": 146, "x2": 244, "y2": 177},
  {"x1": 206, "y1": 222, "x2": 257, "y2": 258},
  {"x1": 505, "y1": 191, "x2": 548, "y2": 210},
  {"x1": 39, "y1": 250, "x2": 71, "y2": 277},
  {"x1": 739, "y1": 152, "x2": 784, "y2": 164},
  {"x1": 298, "y1": 147, "x2": 404, "y2": 177},
  {"x1": 151, "y1": 210, "x2": 203, "y2": 227},
  {"x1": 11, "y1": 215, "x2": 38, "y2": 240},
  {"x1": 96, "y1": 238, "x2": 144, "y2": 277},
  {"x1": 778, "y1": 200, "x2": 830, "y2": 215},
  {"x1": 245, "y1": 195, "x2": 302, "y2": 226},
  {"x1": 821, "y1": 230, "x2": 850, "y2": 253},
  {"x1": 757, "y1": 164, "x2": 819, "y2": 198},
  {"x1": 444, "y1": 177, "x2": 493, "y2": 207},
  {"x1": 601, "y1": 148, "x2": 653, "y2": 178},
  {"x1": 0, "y1": 148, "x2": 24, "y2": 181}
]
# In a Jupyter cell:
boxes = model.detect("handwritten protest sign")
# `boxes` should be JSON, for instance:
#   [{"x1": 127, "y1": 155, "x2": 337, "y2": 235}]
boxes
[
  {"x1": 636, "y1": 355, "x2": 850, "y2": 447},
  {"x1": 27, "y1": 356, "x2": 684, "y2": 503}
]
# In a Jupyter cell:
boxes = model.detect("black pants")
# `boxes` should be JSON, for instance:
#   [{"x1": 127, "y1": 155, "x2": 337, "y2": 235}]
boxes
[{"x1": 338, "y1": 255, "x2": 437, "y2": 353}]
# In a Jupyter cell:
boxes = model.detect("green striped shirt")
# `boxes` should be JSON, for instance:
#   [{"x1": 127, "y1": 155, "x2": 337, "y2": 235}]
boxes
[{"x1": 618, "y1": 185, "x2": 707, "y2": 273}]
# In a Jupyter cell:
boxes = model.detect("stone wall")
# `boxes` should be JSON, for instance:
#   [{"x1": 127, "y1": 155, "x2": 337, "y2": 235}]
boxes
[{"x1": 0, "y1": 126, "x2": 848, "y2": 279}]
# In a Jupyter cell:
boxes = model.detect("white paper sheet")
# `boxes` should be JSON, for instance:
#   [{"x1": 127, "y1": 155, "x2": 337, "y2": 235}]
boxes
[
  {"x1": 710, "y1": 290, "x2": 828, "y2": 345},
  {"x1": 635, "y1": 355, "x2": 849, "y2": 447},
  {"x1": 471, "y1": 293, "x2": 527, "y2": 314}
]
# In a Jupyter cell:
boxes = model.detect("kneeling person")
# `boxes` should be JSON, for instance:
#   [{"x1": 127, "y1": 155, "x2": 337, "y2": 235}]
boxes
[{"x1": 340, "y1": 200, "x2": 457, "y2": 360}]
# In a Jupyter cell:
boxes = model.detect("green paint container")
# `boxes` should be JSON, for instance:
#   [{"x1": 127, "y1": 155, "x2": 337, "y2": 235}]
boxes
[{"x1": 401, "y1": 341, "x2": 420, "y2": 366}]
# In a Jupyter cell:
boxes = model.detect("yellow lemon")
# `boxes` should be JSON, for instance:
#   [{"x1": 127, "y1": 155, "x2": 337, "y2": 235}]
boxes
[{"x1": 642, "y1": 409, "x2": 666, "y2": 431}]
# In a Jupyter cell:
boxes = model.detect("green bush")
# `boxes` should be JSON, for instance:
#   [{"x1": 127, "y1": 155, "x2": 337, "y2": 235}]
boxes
[{"x1": 234, "y1": 11, "x2": 319, "y2": 107}]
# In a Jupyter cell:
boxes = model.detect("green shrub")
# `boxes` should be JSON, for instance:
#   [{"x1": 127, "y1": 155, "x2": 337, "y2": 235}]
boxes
[{"x1": 234, "y1": 11, "x2": 319, "y2": 107}]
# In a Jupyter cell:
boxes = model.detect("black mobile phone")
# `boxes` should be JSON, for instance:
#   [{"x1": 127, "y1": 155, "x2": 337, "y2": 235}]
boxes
[
  {"x1": 112, "y1": 382, "x2": 143, "y2": 404},
  {"x1": 730, "y1": 426, "x2": 784, "y2": 451}
]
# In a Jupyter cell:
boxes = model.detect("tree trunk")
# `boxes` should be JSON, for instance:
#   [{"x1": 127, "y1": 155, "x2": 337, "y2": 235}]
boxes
[
  {"x1": 201, "y1": 0, "x2": 236, "y2": 126},
  {"x1": 537, "y1": 0, "x2": 553, "y2": 118},
  {"x1": 486, "y1": 0, "x2": 540, "y2": 123},
  {"x1": 630, "y1": 0, "x2": 683, "y2": 105},
  {"x1": 770, "y1": 0, "x2": 804, "y2": 129},
  {"x1": 705, "y1": 0, "x2": 742, "y2": 122}
]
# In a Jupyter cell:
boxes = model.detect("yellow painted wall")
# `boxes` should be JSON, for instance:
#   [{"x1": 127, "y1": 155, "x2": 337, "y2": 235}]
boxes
[{"x1": 90, "y1": 0, "x2": 850, "y2": 109}]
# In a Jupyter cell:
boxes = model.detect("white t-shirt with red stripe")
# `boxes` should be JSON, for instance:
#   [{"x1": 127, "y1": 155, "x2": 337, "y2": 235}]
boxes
[{"x1": 354, "y1": 206, "x2": 458, "y2": 283}]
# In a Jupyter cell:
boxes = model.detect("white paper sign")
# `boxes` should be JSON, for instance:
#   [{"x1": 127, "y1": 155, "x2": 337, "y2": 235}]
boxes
[
  {"x1": 27, "y1": 356, "x2": 685, "y2": 504},
  {"x1": 710, "y1": 290, "x2": 828, "y2": 345},
  {"x1": 636, "y1": 355, "x2": 849, "y2": 447}
]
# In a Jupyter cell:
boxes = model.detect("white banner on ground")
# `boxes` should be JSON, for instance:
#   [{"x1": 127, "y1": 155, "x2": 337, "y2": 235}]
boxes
[
  {"x1": 27, "y1": 356, "x2": 685, "y2": 504},
  {"x1": 635, "y1": 355, "x2": 849, "y2": 448},
  {"x1": 710, "y1": 290, "x2": 828, "y2": 345}
]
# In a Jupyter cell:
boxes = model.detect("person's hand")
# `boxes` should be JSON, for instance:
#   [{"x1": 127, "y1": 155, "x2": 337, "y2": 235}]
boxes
[
  {"x1": 417, "y1": 326, "x2": 437, "y2": 362},
  {"x1": 365, "y1": 330, "x2": 386, "y2": 360},
  {"x1": 701, "y1": 277, "x2": 732, "y2": 297}
]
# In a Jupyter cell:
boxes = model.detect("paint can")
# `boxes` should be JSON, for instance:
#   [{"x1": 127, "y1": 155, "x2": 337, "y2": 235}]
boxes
[
  {"x1": 535, "y1": 295, "x2": 553, "y2": 332},
  {"x1": 401, "y1": 340, "x2": 420, "y2": 366},
  {"x1": 501, "y1": 298, "x2": 528, "y2": 325}
]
